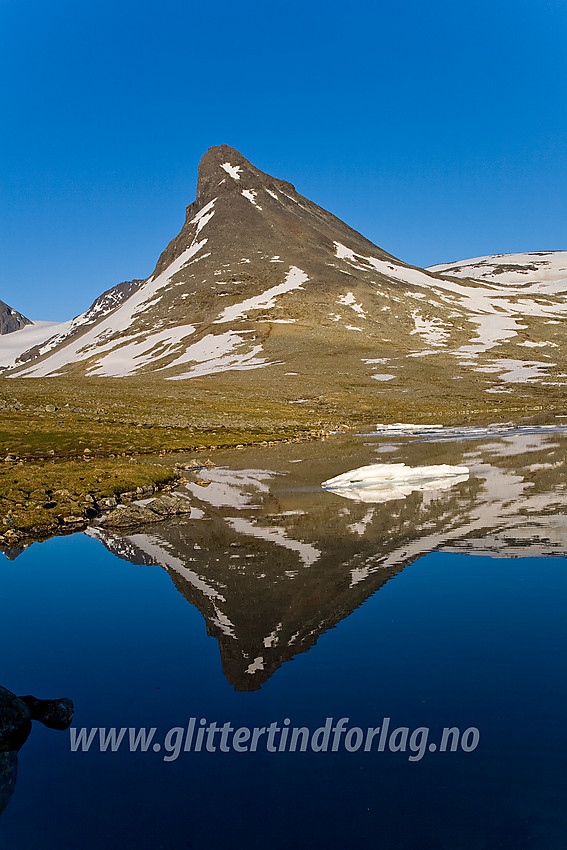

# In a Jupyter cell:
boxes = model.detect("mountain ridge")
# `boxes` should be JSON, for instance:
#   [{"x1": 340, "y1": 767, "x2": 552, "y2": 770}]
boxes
[{"x1": 3, "y1": 146, "x2": 566, "y2": 405}]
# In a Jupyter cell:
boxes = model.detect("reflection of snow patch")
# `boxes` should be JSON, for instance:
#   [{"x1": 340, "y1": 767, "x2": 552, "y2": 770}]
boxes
[
  {"x1": 246, "y1": 656, "x2": 264, "y2": 674},
  {"x1": 183, "y1": 467, "x2": 275, "y2": 509},
  {"x1": 227, "y1": 517, "x2": 321, "y2": 567}
]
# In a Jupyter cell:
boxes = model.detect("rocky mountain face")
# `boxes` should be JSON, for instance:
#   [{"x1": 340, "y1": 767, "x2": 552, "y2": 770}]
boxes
[
  {"x1": 0, "y1": 301, "x2": 31, "y2": 335},
  {"x1": 6, "y1": 145, "x2": 567, "y2": 399}
]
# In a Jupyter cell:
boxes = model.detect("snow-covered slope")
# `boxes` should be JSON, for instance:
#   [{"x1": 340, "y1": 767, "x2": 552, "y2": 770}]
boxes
[
  {"x1": 13, "y1": 278, "x2": 142, "y2": 369},
  {"x1": 6, "y1": 146, "x2": 566, "y2": 396},
  {"x1": 0, "y1": 320, "x2": 71, "y2": 369},
  {"x1": 428, "y1": 251, "x2": 567, "y2": 289}
]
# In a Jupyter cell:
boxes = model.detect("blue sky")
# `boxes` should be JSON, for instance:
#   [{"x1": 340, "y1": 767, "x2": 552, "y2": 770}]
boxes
[{"x1": 1, "y1": 0, "x2": 565, "y2": 319}]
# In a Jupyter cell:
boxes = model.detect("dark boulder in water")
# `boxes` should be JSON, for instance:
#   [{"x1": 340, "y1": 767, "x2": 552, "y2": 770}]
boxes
[{"x1": 0, "y1": 685, "x2": 74, "y2": 816}]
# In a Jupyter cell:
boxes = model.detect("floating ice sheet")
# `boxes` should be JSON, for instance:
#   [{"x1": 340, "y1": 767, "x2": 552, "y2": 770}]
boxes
[{"x1": 322, "y1": 462, "x2": 469, "y2": 504}]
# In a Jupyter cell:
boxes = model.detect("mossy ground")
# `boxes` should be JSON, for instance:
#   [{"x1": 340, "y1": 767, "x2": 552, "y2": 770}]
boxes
[
  {"x1": 0, "y1": 459, "x2": 179, "y2": 540},
  {"x1": 1, "y1": 374, "x2": 564, "y2": 544}
]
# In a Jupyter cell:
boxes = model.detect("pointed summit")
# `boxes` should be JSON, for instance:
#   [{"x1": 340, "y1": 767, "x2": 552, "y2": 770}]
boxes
[
  {"x1": 196, "y1": 145, "x2": 297, "y2": 203},
  {"x1": 0, "y1": 300, "x2": 32, "y2": 335}
]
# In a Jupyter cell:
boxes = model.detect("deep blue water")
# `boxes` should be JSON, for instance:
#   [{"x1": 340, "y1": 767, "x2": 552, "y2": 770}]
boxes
[{"x1": 1, "y1": 533, "x2": 566, "y2": 849}]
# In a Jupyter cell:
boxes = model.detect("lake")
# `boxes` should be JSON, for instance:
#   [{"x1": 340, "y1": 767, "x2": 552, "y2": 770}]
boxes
[{"x1": 1, "y1": 423, "x2": 567, "y2": 849}]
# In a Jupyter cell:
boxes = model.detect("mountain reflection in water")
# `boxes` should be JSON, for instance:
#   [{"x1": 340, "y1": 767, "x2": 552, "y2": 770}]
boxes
[{"x1": 86, "y1": 425, "x2": 567, "y2": 691}]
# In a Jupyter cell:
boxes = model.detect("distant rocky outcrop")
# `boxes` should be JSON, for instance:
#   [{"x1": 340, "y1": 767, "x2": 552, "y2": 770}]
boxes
[{"x1": 0, "y1": 300, "x2": 31, "y2": 335}]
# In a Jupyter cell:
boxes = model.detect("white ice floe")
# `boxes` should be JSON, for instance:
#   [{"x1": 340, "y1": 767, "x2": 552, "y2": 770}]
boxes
[
  {"x1": 220, "y1": 162, "x2": 241, "y2": 180},
  {"x1": 322, "y1": 462, "x2": 469, "y2": 504},
  {"x1": 375, "y1": 423, "x2": 444, "y2": 434}
]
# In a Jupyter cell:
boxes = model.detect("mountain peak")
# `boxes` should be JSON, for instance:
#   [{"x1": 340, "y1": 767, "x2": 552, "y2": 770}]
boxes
[
  {"x1": 0, "y1": 300, "x2": 32, "y2": 335},
  {"x1": 196, "y1": 145, "x2": 296, "y2": 204},
  {"x1": 6, "y1": 147, "x2": 567, "y2": 401}
]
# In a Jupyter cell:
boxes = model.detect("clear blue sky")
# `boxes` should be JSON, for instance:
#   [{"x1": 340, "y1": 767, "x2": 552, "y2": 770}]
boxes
[{"x1": 1, "y1": 0, "x2": 565, "y2": 319}]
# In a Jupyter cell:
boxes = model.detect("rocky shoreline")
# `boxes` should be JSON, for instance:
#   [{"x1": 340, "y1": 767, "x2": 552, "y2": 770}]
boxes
[
  {"x1": 0, "y1": 477, "x2": 183, "y2": 553},
  {"x1": 0, "y1": 428, "x2": 339, "y2": 555}
]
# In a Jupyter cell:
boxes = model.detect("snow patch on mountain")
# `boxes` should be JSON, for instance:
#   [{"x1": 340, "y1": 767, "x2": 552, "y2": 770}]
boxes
[
  {"x1": 241, "y1": 189, "x2": 262, "y2": 210},
  {"x1": 410, "y1": 311, "x2": 449, "y2": 346},
  {"x1": 190, "y1": 199, "x2": 216, "y2": 236},
  {"x1": 165, "y1": 331, "x2": 268, "y2": 379},
  {"x1": 213, "y1": 266, "x2": 308, "y2": 324},
  {"x1": 428, "y1": 252, "x2": 567, "y2": 288},
  {"x1": 89, "y1": 324, "x2": 197, "y2": 376},
  {"x1": 333, "y1": 242, "x2": 567, "y2": 366},
  {"x1": 220, "y1": 162, "x2": 241, "y2": 180},
  {"x1": 338, "y1": 292, "x2": 366, "y2": 317}
]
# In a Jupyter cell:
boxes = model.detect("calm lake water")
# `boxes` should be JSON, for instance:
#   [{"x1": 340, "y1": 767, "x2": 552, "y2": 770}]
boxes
[{"x1": 1, "y1": 424, "x2": 567, "y2": 849}]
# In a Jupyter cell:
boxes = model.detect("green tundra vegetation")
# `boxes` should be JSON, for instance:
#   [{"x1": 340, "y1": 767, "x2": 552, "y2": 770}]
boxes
[{"x1": 0, "y1": 374, "x2": 563, "y2": 544}]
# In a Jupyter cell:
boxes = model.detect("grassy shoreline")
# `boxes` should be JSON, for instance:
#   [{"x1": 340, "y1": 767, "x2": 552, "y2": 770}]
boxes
[
  {"x1": 1, "y1": 375, "x2": 564, "y2": 548},
  {"x1": 0, "y1": 428, "x2": 334, "y2": 549}
]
